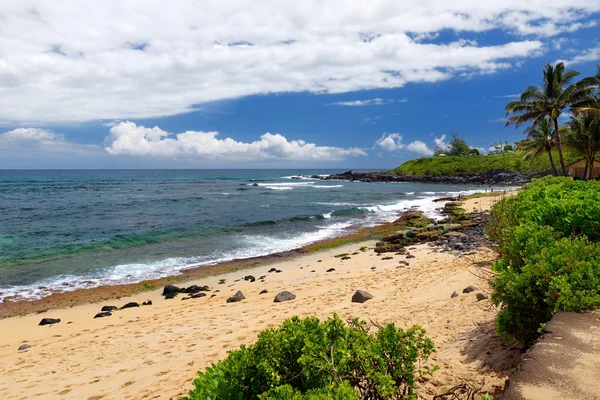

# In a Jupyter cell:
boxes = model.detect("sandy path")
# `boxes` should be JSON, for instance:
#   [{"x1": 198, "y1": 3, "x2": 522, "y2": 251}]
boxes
[{"x1": 0, "y1": 238, "x2": 520, "y2": 400}]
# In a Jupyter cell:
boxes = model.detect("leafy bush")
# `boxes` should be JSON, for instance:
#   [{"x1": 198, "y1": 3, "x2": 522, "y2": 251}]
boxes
[
  {"x1": 488, "y1": 177, "x2": 600, "y2": 344},
  {"x1": 179, "y1": 315, "x2": 436, "y2": 400}
]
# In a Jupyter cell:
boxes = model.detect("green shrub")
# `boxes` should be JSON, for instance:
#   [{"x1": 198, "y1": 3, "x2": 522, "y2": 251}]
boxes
[
  {"x1": 179, "y1": 315, "x2": 436, "y2": 400},
  {"x1": 488, "y1": 177, "x2": 600, "y2": 345}
]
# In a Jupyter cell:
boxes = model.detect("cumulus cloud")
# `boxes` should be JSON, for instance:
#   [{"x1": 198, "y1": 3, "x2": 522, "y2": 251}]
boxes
[
  {"x1": 0, "y1": 1, "x2": 597, "y2": 123},
  {"x1": 434, "y1": 134, "x2": 450, "y2": 151},
  {"x1": 406, "y1": 140, "x2": 433, "y2": 156},
  {"x1": 329, "y1": 98, "x2": 405, "y2": 106},
  {"x1": 375, "y1": 133, "x2": 405, "y2": 151},
  {"x1": 104, "y1": 122, "x2": 366, "y2": 161},
  {"x1": 558, "y1": 46, "x2": 600, "y2": 65}
]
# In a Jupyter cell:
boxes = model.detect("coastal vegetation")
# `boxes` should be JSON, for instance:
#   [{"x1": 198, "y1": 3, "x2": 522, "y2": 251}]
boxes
[
  {"x1": 179, "y1": 315, "x2": 436, "y2": 400},
  {"x1": 487, "y1": 176, "x2": 600, "y2": 345}
]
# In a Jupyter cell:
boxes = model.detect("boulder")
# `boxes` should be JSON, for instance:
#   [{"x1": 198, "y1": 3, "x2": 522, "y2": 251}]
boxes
[
  {"x1": 274, "y1": 291, "x2": 296, "y2": 303},
  {"x1": 226, "y1": 291, "x2": 245, "y2": 303},
  {"x1": 462, "y1": 286, "x2": 478, "y2": 294},
  {"x1": 39, "y1": 318, "x2": 60, "y2": 326},
  {"x1": 164, "y1": 292, "x2": 177, "y2": 299},
  {"x1": 351, "y1": 290, "x2": 374, "y2": 303},
  {"x1": 121, "y1": 302, "x2": 139, "y2": 309},
  {"x1": 476, "y1": 293, "x2": 489, "y2": 301},
  {"x1": 162, "y1": 285, "x2": 180, "y2": 296},
  {"x1": 18, "y1": 344, "x2": 32, "y2": 351},
  {"x1": 451, "y1": 291, "x2": 459, "y2": 298},
  {"x1": 101, "y1": 306, "x2": 117, "y2": 312},
  {"x1": 94, "y1": 312, "x2": 112, "y2": 318}
]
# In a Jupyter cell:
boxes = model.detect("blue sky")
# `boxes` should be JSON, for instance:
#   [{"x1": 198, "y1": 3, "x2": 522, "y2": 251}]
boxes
[{"x1": 0, "y1": 1, "x2": 599, "y2": 169}]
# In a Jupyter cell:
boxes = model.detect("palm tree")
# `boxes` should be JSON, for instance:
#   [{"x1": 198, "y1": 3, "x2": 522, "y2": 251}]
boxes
[
  {"x1": 505, "y1": 62, "x2": 597, "y2": 176},
  {"x1": 520, "y1": 118, "x2": 558, "y2": 176},
  {"x1": 564, "y1": 100, "x2": 600, "y2": 180}
]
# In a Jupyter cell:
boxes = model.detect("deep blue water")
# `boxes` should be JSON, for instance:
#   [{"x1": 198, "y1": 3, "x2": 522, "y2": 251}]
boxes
[{"x1": 0, "y1": 169, "x2": 482, "y2": 300}]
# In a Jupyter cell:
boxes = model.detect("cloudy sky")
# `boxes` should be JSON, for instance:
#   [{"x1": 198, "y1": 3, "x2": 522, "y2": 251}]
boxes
[{"x1": 0, "y1": 1, "x2": 599, "y2": 169}]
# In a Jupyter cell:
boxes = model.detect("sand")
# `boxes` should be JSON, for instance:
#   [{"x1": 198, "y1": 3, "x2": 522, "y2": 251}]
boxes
[{"x1": 0, "y1": 194, "x2": 521, "y2": 400}]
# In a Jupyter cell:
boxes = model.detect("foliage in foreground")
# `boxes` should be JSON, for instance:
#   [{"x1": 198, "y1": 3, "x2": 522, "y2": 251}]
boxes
[
  {"x1": 487, "y1": 176, "x2": 600, "y2": 345},
  {"x1": 179, "y1": 315, "x2": 436, "y2": 400}
]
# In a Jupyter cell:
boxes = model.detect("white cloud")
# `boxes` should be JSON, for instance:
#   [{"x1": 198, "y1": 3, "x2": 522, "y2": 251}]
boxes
[
  {"x1": 558, "y1": 46, "x2": 600, "y2": 65},
  {"x1": 406, "y1": 140, "x2": 433, "y2": 156},
  {"x1": 329, "y1": 98, "x2": 405, "y2": 106},
  {"x1": 434, "y1": 134, "x2": 450, "y2": 151},
  {"x1": 104, "y1": 122, "x2": 366, "y2": 161},
  {"x1": 0, "y1": 1, "x2": 597, "y2": 123},
  {"x1": 493, "y1": 94, "x2": 520, "y2": 99},
  {"x1": 375, "y1": 133, "x2": 405, "y2": 151},
  {"x1": 0, "y1": 128, "x2": 101, "y2": 158},
  {"x1": 2, "y1": 128, "x2": 60, "y2": 141}
]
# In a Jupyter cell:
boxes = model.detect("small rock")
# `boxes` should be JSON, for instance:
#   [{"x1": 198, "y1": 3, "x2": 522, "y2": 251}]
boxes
[
  {"x1": 121, "y1": 302, "x2": 139, "y2": 309},
  {"x1": 351, "y1": 290, "x2": 374, "y2": 303},
  {"x1": 476, "y1": 293, "x2": 489, "y2": 301},
  {"x1": 275, "y1": 269, "x2": 282, "y2": 273},
  {"x1": 162, "y1": 285, "x2": 180, "y2": 296},
  {"x1": 94, "y1": 312, "x2": 112, "y2": 318},
  {"x1": 142, "y1": 300, "x2": 152, "y2": 306},
  {"x1": 341, "y1": 256, "x2": 351, "y2": 260},
  {"x1": 268, "y1": 268, "x2": 277, "y2": 273},
  {"x1": 18, "y1": 344, "x2": 32, "y2": 351},
  {"x1": 182, "y1": 285, "x2": 208, "y2": 294},
  {"x1": 462, "y1": 286, "x2": 478, "y2": 294},
  {"x1": 451, "y1": 291, "x2": 459, "y2": 298},
  {"x1": 406, "y1": 254, "x2": 416, "y2": 259},
  {"x1": 226, "y1": 291, "x2": 245, "y2": 303},
  {"x1": 274, "y1": 291, "x2": 296, "y2": 303},
  {"x1": 244, "y1": 275, "x2": 256, "y2": 282},
  {"x1": 164, "y1": 292, "x2": 177, "y2": 299},
  {"x1": 326, "y1": 268, "x2": 335, "y2": 272},
  {"x1": 39, "y1": 318, "x2": 60, "y2": 326},
  {"x1": 181, "y1": 297, "x2": 191, "y2": 301},
  {"x1": 398, "y1": 261, "x2": 409, "y2": 266},
  {"x1": 381, "y1": 256, "x2": 393, "y2": 260},
  {"x1": 101, "y1": 306, "x2": 118, "y2": 312},
  {"x1": 210, "y1": 294, "x2": 217, "y2": 298},
  {"x1": 190, "y1": 293, "x2": 206, "y2": 298},
  {"x1": 259, "y1": 289, "x2": 268, "y2": 294}
]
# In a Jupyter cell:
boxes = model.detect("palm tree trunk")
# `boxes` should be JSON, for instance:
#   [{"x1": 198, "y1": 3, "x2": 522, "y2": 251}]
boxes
[
  {"x1": 587, "y1": 159, "x2": 595, "y2": 180},
  {"x1": 546, "y1": 149, "x2": 558, "y2": 176},
  {"x1": 553, "y1": 118, "x2": 568, "y2": 176},
  {"x1": 583, "y1": 160, "x2": 589, "y2": 180}
]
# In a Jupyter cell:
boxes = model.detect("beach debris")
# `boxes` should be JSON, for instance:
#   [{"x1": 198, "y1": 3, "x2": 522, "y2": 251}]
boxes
[
  {"x1": 406, "y1": 254, "x2": 416, "y2": 259},
  {"x1": 142, "y1": 300, "x2": 152, "y2": 305},
  {"x1": 226, "y1": 291, "x2": 245, "y2": 303},
  {"x1": 476, "y1": 293, "x2": 489, "y2": 301},
  {"x1": 39, "y1": 318, "x2": 60, "y2": 326},
  {"x1": 101, "y1": 305, "x2": 118, "y2": 312},
  {"x1": 121, "y1": 302, "x2": 139, "y2": 309},
  {"x1": 463, "y1": 286, "x2": 478, "y2": 294},
  {"x1": 94, "y1": 312, "x2": 112, "y2": 318},
  {"x1": 244, "y1": 275, "x2": 256, "y2": 282},
  {"x1": 351, "y1": 290, "x2": 374, "y2": 303},
  {"x1": 326, "y1": 268, "x2": 335, "y2": 272},
  {"x1": 451, "y1": 291, "x2": 459, "y2": 298},
  {"x1": 18, "y1": 344, "x2": 32, "y2": 351},
  {"x1": 162, "y1": 285, "x2": 180, "y2": 296},
  {"x1": 274, "y1": 291, "x2": 296, "y2": 303},
  {"x1": 190, "y1": 293, "x2": 206, "y2": 299},
  {"x1": 259, "y1": 289, "x2": 268, "y2": 294},
  {"x1": 268, "y1": 268, "x2": 277, "y2": 273},
  {"x1": 341, "y1": 256, "x2": 351, "y2": 260}
]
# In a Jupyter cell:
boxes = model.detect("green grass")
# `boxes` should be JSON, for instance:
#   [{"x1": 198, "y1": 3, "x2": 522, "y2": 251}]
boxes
[{"x1": 391, "y1": 150, "x2": 579, "y2": 176}]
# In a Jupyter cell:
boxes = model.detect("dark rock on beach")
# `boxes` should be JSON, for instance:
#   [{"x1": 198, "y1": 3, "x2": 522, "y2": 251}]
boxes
[
  {"x1": 18, "y1": 344, "x2": 33, "y2": 351},
  {"x1": 259, "y1": 289, "x2": 268, "y2": 294},
  {"x1": 182, "y1": 285, "x2": 209, "y2": 294},
  {"x1": 351, "y1": 290, "x2": 374, "y2": 303},
  {"x1": 121, "y1": 302, "x2": 139, "y2": 309},
  {"x1": 39, "y1": 318, "x2": 60, "y2": 326},
  {"x1": 274, "y1": 291, "x2": 296, "y2": 303},
  {"x1": 162, "y1": 285, "x2": 180, "y2": 296},
  {"x1": 142, "y1": 300, "x2": 152, "y2": 305},
  {"x1": 190, "y1": 293, "x2": 206, "y2": 298},
  {"x1": 451, "y1": 291, "x2": 459, "y2": 298},
  {"x1": 463, "y1": 286, "x2": 478, "y2": 294},
  {"x1": 94, "y1": 312, "x2": 112, "y2": 318},
  {"x1": 164, "y1": 292, "x2": 177, "y2": 299},
  {"x1": 226, "y1": 291, "x2": 245, "y2": 303},
  {"x1": 101, "y1": 306, "x2": 118, "y2": 312},
  {"x1": 476, "y1": 293, "x2": 489, "y2": 301},
  {"x1": 326, "y1": 268, "x2": 335, "y2": 272}
]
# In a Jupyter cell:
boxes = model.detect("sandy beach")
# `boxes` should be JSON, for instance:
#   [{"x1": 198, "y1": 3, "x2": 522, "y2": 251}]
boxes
[{"x1": 0, "y1": 193, "x2": 520, "y2": 400}]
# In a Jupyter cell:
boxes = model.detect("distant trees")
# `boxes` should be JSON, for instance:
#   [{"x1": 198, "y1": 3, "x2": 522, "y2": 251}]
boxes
[
  {"x1": 434, "y1": 131, "x2": 472, "y2": 156},
  {"x1": 519, "y1": 118, "x2": 558, "y2": 176}
]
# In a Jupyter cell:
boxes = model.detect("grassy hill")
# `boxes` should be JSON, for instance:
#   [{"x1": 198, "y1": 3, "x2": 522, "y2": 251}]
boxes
[{"x1": 391, "y1": 150, "x2": 580, "y2": 176}]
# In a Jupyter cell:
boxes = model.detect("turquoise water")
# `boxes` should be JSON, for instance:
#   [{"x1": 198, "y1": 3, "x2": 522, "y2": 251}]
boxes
[{"x1": 0, "y1": 170, "x2": 482, "y2": 300}]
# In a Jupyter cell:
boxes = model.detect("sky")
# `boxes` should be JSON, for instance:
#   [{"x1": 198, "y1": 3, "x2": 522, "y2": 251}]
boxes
[{"x1": 0, "y1": 1, "x2": 599, "y2": 169}]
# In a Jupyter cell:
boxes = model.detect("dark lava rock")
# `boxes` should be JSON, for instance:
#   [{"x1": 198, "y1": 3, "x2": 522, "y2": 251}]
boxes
[
  {"x1": 268, "y1": 268, "x2": 277, "y2": 273},
  {"x1": 371, "y1": 266, "x2": 376, "y2": 270},
  {"x1": 164, "y1": 292, "x2": 177, "y2": 299},
  {"x1": 451, "y1": 291, "x2": 459, "y2": 298},
  {"x1": 226, "y1": 291, "x2": 245, "y2": 303},
  {"x1": 259, "y1": 275, "x2": 266, "y2": 280},
  {"x1": 326, "y1": 268, "x2": 335, "y2": 272},
  {"x1": 182, "y1": 285, "x2": 209, "y2": 294},
  {"x1": 142, "y1": 300, "x2": 152, "y2": 306},
  {"x1": 275, "y1": 269, "x2": 282, "y2": 273},
  {"x1": 18, "y1": 344, "x2": 33, "y2": 351},
  {"x1": 476, "y1": 293, "x2": 489, "y2": 301},
  {"x1": 351, "y1": 290, "x2": 374, "y2": 303},
  {"x1": 39, "y1": 318, "x2": 60, "y2": 326},
  {"x1": 244, "y1": 275, "x2": 256, "y2": 282},
  {"x1": 406, "y1": 254, "x2": 416, "y2": 259},
  {"x1": 398, "y1": 261, "x2": 409, "y2": 266},
  {"x1": 274, "y1": 291, "x2": 296, "y2": 303},
  {"x1": 259, "y1": 289, "x2": 268, "y2": 294},
  {"x1": 210, "y1": 294, "x2": 217, "y2": 298},
  {"x1": 190, "y1": 293, "x2": 207, "y2": 298},
  {"x1": 101, "y1": 306, "x2": 118, "y2": 312},
  {"x1": 94, "y1": 312, "x2": 112, "y2": 318},
  {"x1": 463, "y1": 286, "x2": 478, "y2": 294},
  {"x1": 341, "y1": 256, "x2": 351, "y2": 260},
  {"x1": 162, "y1": 285, "x2": 180, "y2": 296},
  {"x1": 381, "y1": 256, "x2": 393, "y2": 260},
  {"x1": 121, "y1": 302, "x2": 139, "y2": 309}
]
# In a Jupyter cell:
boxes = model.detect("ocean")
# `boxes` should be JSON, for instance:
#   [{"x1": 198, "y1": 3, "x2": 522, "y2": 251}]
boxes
[{"x1": 0, "y1": 169, "x2": 484, "y2": 300}]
